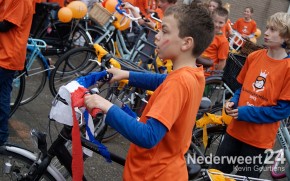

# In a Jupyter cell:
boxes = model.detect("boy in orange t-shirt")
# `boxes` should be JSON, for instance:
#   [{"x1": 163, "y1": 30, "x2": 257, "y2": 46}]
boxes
[
  {"x1": 233, "y1": 7, "x2": 257, "y2": 39},
  {"x1": 202, "y1": 7, "x2": 229, "y2": 71},
  {"x1": 0, "y1": 0, "x2": 33, "y2": 145},
  {"x1": 85, "y1": 4, "x2": 214, "y2": 180},
  {"x1": 213, "y1": 12, "x2": 290, "y2": 178}
]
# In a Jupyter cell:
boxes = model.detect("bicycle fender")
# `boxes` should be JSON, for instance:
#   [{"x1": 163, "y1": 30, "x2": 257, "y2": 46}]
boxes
[{"x1": 5, "y1": 145, "x2": 66, "y2": 181}]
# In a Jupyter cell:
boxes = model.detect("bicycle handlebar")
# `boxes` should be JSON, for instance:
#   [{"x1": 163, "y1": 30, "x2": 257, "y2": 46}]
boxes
[{"x1": 27, "y1": 38, "x2": 47, "y2": 49}]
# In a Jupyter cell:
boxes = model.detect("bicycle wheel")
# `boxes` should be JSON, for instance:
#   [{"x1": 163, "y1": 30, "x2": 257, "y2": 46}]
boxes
[
  {"x1": 20, "y1": 50, "x2": 48, "y2": 105},
  {"x1": 0, "y1": 146, "x2": 56, "y2": 180},
  {"x1": 49, "y1": 47, "x2": 99, "y2": 97},
  {"x1": 271, "y1": 149, "x2": 287, "y2": 179},
  {"x1": 192, "y1": 105, "x2": 226, "y2": 157},
  {"x1": 9, "y1": 71, "x2": 25, "y2": 117}
]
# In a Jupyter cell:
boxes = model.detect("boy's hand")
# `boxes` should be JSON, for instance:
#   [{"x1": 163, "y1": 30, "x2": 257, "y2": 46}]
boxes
[
  {"x1": 225, "y1": 101, "x2": 234, "y2": 113},
  {"x1": 226, "y1": 108, "x2": 238, "y2": 119},
  {"x1": 225, "y1": 101, "x2": 238, "y2": 119},
  {"x1": 84, "y1": 94, "x2": 113, "y2": 113},
  {"x1": 107, "y1": 68, "x2": 130, "y2": 83}
]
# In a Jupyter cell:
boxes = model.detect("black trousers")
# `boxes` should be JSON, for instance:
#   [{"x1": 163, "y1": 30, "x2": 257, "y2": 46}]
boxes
[{"x1": 212, "y1": 133, "x2": 267, "y2": 178}]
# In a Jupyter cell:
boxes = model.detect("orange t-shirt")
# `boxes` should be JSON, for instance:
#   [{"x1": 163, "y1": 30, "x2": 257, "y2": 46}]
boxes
[
  {"x1": 0, "y1": 0, "x2": 33, "y2": 70},
  {"x1": 134, "y1": 0, "x2": 149, "y2": 16},
  {"x1": 233, "y1": 18, "x2": 257, "y2": 37},
  {"x1": 221, "y1": 19, "x2": 232, "y2": 38},
  {"x1": 227, "y1": 49, "x2": 290, "y2": 149},
  {"x1": 123, "y1": 66, "x2": 205, "y2": 180},
  {"x1": 202, "y1": 34, "x2": 229, "y2": 67}
]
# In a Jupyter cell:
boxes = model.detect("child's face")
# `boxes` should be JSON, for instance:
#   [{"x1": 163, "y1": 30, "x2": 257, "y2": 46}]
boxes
[
  {"x1": 155, "y1": 15, "x2": 183, "y2": 60},
  {"x1": 243, "y1": 8, "x2": 252, "y2": 19},
  {"x1": 208, "y1": 1, "x2": 219, "y2": 12},
  {"x1": 213, "y1": 14, "x2": 226, "y2": 33},
  {"x1": 264, "y1": 25, "x2": 285, "y2": 48}
]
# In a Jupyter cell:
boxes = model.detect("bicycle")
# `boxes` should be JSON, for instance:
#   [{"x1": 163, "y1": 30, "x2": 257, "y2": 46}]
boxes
[
  {"x1": 31, "y1": 2, "x2": 108, "y2": 57},
  {"x1": 48, "y1": 2, "x2": 158, "y2": 97}
]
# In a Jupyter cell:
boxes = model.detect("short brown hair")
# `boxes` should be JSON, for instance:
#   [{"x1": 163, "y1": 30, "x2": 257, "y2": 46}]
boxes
[
  {"x1": 164, "y1": 4, "x2": 214, "y2": 57},
  {"x1": 212, "y1": 7, "x2": 229, "y2": 22}
]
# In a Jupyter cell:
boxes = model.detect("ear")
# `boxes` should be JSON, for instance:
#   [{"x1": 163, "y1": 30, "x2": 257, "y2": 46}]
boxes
[{"x1": 181, "y1": 37, "x2": 194, "y2": 51}]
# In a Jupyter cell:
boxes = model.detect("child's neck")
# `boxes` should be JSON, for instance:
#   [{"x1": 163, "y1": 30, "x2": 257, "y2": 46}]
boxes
[
  {"x1": 244, "y1": 17, "x2": 251, "y2": 22},
  {"x1": 172, "y1": 55, "x2": 197, "y2": 70},
  {"x1": 267, "y1": 48, "x2": 288, "y2": 60}
]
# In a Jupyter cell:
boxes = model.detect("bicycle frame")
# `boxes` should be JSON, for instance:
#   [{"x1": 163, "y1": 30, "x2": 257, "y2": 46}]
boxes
[{"x1": 26, "y1": 38, "x2": 55, "y2": 77}]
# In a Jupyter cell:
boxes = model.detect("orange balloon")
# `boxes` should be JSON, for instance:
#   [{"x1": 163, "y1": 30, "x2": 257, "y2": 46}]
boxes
[
  {"x1": 255, "y1": 28, "x2": 261, "y2": 38},
  {"x1": 58, "y1": 7, "x2": 73, "y2": 23},
  {"x1": 104, "y1": 0, "x2": 130, "y2": 31},
  {"x1": 67, "y1": 1, "x2": 88, "y2": 19}
]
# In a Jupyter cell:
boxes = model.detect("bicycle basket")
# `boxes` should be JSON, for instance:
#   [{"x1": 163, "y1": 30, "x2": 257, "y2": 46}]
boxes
[
  {"x1": 222, "y1": 54, "x2": 246, "y2": 92},
  {"x1": 239, "y1": 39, "x2": 264, "y2": 57},
  {"x1": 89, "y1": 3, "x2": 113, "y2": 27}
]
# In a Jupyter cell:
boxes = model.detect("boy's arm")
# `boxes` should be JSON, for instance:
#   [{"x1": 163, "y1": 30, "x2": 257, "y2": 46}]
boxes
[
  {"x1": 229, "y1": 88, "x2": 241, "y2": 108},
  {"x1": 105, "y1": 105, "x2": 167, "y2": 149},
  {"x1": 237, "y1": 100, "x2": 290, "y2": 123},
  {"x1": 129, "y1": 71, "x2": 167, "y2": 91},
  {"x1": 216, "y1": 59, "x2": 226, "y2": 70}
]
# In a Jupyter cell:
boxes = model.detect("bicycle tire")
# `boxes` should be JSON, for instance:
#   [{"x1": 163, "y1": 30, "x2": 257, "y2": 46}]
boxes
[
  {"x1": 0, "y1": 146, "x2": 56, "y2": 180},
  {"x1": 9, "y1": 71, "x2": 25, "y2": 117},
  {"x1": 270, "y1": 149, "x2": 287, "y2": 179},
  {"x1": 49, "y1": 46, "x2": 100, "y2": 96},
  {"x1": 192, "y1": 105, "x2": 226, "y2": 157},
  {"x1": 20, "y1": 49, "x2": 48, "y2": 105}
]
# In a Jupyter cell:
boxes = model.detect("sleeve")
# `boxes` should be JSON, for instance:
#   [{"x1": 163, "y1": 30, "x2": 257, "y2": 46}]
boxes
[
  {"x1": 146, "y1": 79, "x2": 188, "y2": 130},
  {"x1": 3, "y1": 0, "x2": 26, "y2": 27},
  {"x1": 251, "y1": 21, "x2": 257, "y2": 35},
  {"x1": 217, "y1": 40, "x2": 229, "y2": 61},
  {"x1": 229, "y1": 88, "x2": 241, "y2": 108},
  {"x1": 105, "y1": 105, "x2": 167, "y2": 149},
  {"x1": 237, "y1": 100, "x2": 290, "y2": 123},
  {"x1": 279, "y1": 67, "x2": 290, "y2": 101},
  {"x1": 232, "y1": 19, "x2": 239, "y2": 31},
  {"x1": 129, "y1": 71, "x2": 167, "y2": 90}
]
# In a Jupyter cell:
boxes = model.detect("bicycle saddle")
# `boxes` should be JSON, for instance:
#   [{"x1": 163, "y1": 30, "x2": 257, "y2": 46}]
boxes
[
  {"x1": 199, "y1": 97, "x2": 211, "y2": 110},
  {"x1": 41, "y1": 2, "x2": 60, "y2": 11}
]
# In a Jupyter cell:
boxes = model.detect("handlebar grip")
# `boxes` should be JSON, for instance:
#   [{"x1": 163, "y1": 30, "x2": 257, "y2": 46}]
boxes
[{"x1": 90, "y1": 108, "x2": 103, "y2": 119}]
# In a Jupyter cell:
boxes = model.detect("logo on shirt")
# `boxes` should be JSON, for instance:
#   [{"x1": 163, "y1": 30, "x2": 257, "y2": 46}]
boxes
[
  {"x1": 242, "y1": 26, "x2": 248, "y2": 34},
  {"x1": 252, "y1": 70, "x2": 268, "y2": 93}
]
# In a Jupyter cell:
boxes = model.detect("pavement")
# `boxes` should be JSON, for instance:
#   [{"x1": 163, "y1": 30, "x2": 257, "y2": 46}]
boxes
[{"x1": 8, "y1": 81, "x2": 286, "y2": 181}]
